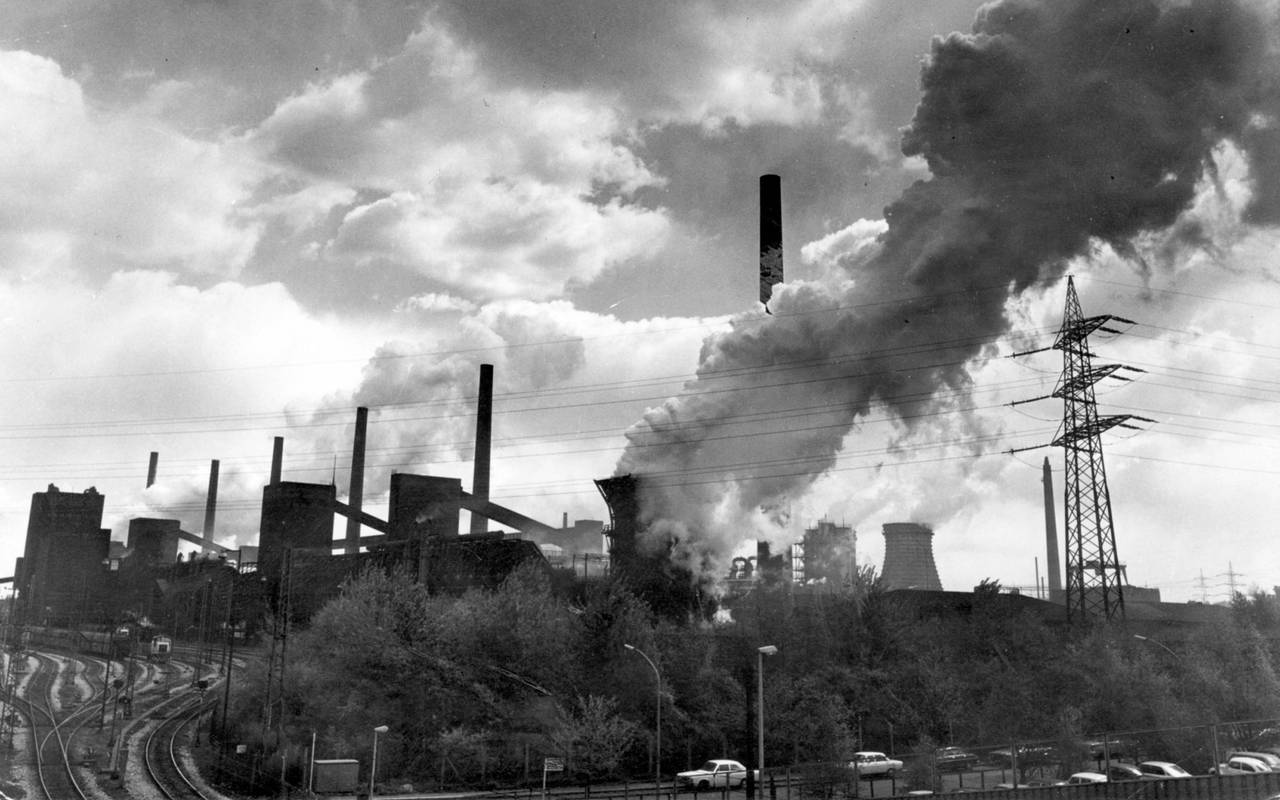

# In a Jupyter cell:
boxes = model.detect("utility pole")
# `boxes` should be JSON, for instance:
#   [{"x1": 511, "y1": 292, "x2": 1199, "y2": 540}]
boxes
[{"x1": 1010, "y1": 276, "x2": 1152, "y2": 623}]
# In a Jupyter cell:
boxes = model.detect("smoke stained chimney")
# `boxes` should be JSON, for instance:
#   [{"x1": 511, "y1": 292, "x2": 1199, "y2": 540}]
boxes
[
  {"x1": 469, "y1": 364, "x2": 494, "y2": 534},
  {"x1": 345, "y1": 406, "x2": 368, "y2": 554},
  {"x1": 1043, "y1": 457, "x2": 1063, "y2": 602},
  {"x1": 881, "y1": 522, "x2": 942, "y2": 591},
  {"x1": 759, "y1": 174, "x2": 783, "y2": 308},
  {"x1": 146, "y1": 451, "x2": 158, "y2": 488},
  {"x1": 203, "y1": 459, "x2": 219, "y2": 552},
  {"x1": 270, "y1": 436, "x2": 284, "y2": 485}
]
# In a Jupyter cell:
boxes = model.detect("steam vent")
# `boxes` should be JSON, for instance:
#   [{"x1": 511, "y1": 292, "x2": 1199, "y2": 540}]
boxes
[{"x1": 880, "y1": 522, "x2": 942, "y2": 591}]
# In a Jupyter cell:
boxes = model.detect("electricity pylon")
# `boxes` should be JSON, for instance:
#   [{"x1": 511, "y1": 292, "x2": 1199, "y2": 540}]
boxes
[{"x1": 1011, "y1": 276, "x2": 1152, "y2": 623}]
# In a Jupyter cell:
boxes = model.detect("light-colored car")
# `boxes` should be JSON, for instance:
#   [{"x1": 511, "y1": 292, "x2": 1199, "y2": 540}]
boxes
[
  {"x1": 1211, "y1": 755, "x2": 1271, "y2": 775},
  {"x1": 1137, "y1": 761, "x2": 1192, "y2": 778},
  {"x1": 676, "y1": 759, "x2": 758, "y2": 790},
  {"x1": 1066, "y1": 772, "x2": 1108, "y2": 784},
  {"x1": 1229, "y1": 751, "x2": 1280, "y2": 770},
  {"x1": 1106, "y1": 763, "x2": 1144, "y2": 781},
  {"x1": 850, "y1": 751, "x2": 904, "y2": 777}
]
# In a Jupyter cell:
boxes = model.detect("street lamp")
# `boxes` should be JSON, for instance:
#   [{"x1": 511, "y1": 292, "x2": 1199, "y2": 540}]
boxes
[
  {"x1": 757, "y1": 645, "x2": 778, "y2": 794},
  {"x1": 624, "y1": 643, "x2": 662, "y2": 792},
  {"x1": 1134, "y1": 635, "x2": 1212, "y2": 764},
  {"x1": 369, "y1": 724, "x2": 389, "y2": 799},
  {"x1": 1133, "y1": 634, "x2": 1179, "y2": 659}
]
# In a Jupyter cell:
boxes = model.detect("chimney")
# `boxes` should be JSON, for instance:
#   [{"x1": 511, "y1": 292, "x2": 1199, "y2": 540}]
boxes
[
  {"x1": 345, "y1": 406, "x2": 368, "y2": 554},
  {"x1": 759, "y1": 174, "x2": 783, "y2": 308},
  {"x1": 270, "y1": 436, "x2": 284, "y2": 485},
  {"x1": 1043, "y1": 457, "x2": 1063, "y2": 602},
  {"x1": 203, "y1": 459, "x2": 219, "y2": 552},
  {"x1": 881, "y1": 522, "x2": 942, "y2": 591},
  {"x1": 469, "y1": 364, "x2": 494, "y2": 534},
  {"x1": 146, "y1": 451, "x2": 159, "y2": 488}
]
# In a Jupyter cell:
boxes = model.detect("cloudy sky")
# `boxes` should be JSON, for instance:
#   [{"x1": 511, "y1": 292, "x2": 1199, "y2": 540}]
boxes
[{"x1": 2, "y1": 0, "x2": 1279, "y2": 605}]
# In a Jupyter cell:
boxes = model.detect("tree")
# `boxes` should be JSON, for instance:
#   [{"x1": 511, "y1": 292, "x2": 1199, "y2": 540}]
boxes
[{"x1": 549, "y1": 695, "x2": 640, "y2": 778}]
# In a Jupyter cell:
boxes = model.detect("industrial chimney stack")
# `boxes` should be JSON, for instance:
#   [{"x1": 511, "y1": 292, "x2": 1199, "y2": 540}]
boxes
[
  {"x1": 203, "y1": 459, "x2": 219, "y2": 552},
  {"x1": 759, "y1": 174, "x2": 783, "y2": 309},
  {"x1": 1043, "y1": 457, "x2": 1063, "y2": 602},
  {"x1": 270, "y1": 436, "x2": 284, "y2": 485},
  {"x1": 470, "y1": 364, "x2": 494, "y2": 534},
  {"x1": 345, "y1": 406, "x2": 368, "y2": 554}
]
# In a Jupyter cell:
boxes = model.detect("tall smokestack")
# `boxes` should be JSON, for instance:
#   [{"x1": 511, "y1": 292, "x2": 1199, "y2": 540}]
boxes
[
  {"x1": 270, "y1": 436, "x2": 284, "y2": 485},
  {"x1": 345, "y1": 406, "x2": 368, "y2": 554},
  {"x1": 1043, "y1": 457, "x2": 1063, "y2": 602},
  {"x1": 759, "y1": 174, "x2": 783, "y2": 309},
  {"x1": 469, "y1": 364, "x2": 494, "y2": 534},
  {"x1": 203, "y1": 459, "x2": 219, "y2": 552},
  {"x1": 146, "y1": 451, "x2": 158, "y2": 488}
]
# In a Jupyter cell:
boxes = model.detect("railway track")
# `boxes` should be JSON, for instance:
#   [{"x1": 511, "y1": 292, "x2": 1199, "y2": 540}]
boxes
[
  {"x1": 12, "y1": 645, "x2": 227, "y2": 799},
  {"x1": 143, "y1": 697, "x2": 216, "y2": 800},
  {"x1": 12, "y1": 652, "x2": 102, "y2": 800}
]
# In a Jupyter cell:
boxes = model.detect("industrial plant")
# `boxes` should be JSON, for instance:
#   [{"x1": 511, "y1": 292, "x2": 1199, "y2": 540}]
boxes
[{"x1": 0, "y1": 175, "x2": 1209, "y2": 643}]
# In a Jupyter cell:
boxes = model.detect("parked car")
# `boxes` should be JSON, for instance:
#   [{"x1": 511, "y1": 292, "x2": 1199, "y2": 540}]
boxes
[
  {"x1": 1086, "y1": 739, "x2": 1133, "y2": 759},
  {"x1": 1137, "y1": 761, "x2": 1192, "y2": 778},
  {"x1": 1106, "y1": 763, "x2": 1144, "y2": 781},
  {"x1": 935, "y1": 747, "x2": 980, "y2": 772},
  {"x1": 676, "y1": 760, "x2": 757, "y2": 789},
  {"x1": 1066, "y1": 772, "x2": 1108, "y2": 785},
  {"x1": 1230, "y1": 751, "x2": 1280, "y2": 770},
  {"x1": 990, "y1": 745, "x2": 1054, "y2": 767},
  {"x1": 850, "y1": 751, "x2": 904, "y2": 777},
  {"x1": 1211, "y1": 755, "x2": 1271, "y2": 775}
]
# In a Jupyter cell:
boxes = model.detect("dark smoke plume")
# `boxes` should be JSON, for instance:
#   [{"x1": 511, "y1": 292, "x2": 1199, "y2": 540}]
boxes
[{"x1": 616, "y1": 0, "x2": 1280, "y2": 574}]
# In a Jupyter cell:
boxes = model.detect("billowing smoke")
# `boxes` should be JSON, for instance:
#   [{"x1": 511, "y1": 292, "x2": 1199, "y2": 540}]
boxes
[
  {"x1": 617, "y1": 0, "x2": 1280, "y2": 574},
  {"x1": 310, "y1": 301, "x2": 588, "y2": 500}
]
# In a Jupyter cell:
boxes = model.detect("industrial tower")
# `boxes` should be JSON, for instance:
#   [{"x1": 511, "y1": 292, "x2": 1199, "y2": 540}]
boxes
[{"x1": 1014, "y1": 277, "x2": 1150, "y2": 623}]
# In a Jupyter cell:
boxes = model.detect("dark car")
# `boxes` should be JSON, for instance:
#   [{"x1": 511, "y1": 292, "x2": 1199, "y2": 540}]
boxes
[{"x1": 936, "y1": 747, "x2": 980, "y2": 772}]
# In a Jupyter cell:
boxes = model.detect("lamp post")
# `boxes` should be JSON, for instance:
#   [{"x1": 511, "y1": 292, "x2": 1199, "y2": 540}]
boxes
[
  {"x1": 1134, "y1": 634, "x2": 1213, "y2": 765},
  {"x1": 369, "y1": 724, "x2": 389, "y2": 799},
  {"x1": 757, "y1": 645, "x2": 778, "y2": 795},
  {"x1": 624, "y1": 644, "x2": 662, "y2": 792},
  {"x1": 1133, "y1": 634, "x2": 1178, "y2": 659}
]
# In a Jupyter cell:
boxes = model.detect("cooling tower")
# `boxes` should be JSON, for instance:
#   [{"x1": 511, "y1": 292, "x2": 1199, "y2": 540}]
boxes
[{"x1": 880, "y1": 522, "x2": 943, "y2": 591}]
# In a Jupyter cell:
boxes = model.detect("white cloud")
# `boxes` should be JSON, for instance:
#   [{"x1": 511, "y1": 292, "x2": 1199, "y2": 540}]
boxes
[
  {"x1": 0, "y1": 49, "x2": 264, "y2": 279},
  {"x1": 250, "y1": 20, "x2": 672, "y2": 302}
]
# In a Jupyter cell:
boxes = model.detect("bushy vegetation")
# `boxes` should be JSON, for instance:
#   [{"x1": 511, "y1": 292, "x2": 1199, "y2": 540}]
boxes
[{"x1": 218, "y1": 566, "x2": 1280, "y2": 794}]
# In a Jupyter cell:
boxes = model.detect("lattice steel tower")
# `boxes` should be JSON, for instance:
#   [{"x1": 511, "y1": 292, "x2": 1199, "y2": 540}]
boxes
[{"x1": 1013, "y1": 277, "x2": 1150, "y2": 623}]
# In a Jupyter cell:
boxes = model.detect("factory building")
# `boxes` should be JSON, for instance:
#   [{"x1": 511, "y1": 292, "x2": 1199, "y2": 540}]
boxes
[
  {"x1": 792, "y1": 520, "x2": 856, "y2": 588},
  {"x1": 16, "y1": 485, "x2": 110, "y2": 626}
]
